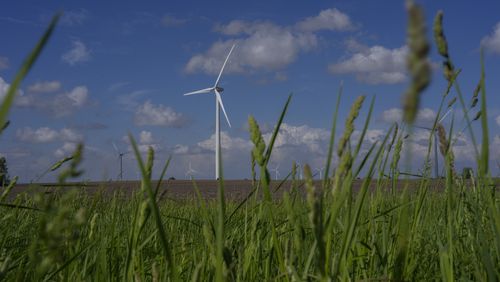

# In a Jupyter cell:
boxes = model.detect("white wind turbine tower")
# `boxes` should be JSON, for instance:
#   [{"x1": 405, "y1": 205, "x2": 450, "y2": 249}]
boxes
[
  {"x1": 316, "y1": 167, "x2": 325, "y2": 180},
  {"x1": 296, "y1": 162, "x2": 303, "y2": 180},
  {"x1": 112, "y1": 142, "x2": 129, "y2": 181},
  {"x1": 185, "y1": 162, "x2": 198, "y2": 179},
  {"x1": 271, "y1": 164, "x2": 280, "y2": 181},
  {"x1": 414, "y1": 108, "x2": 453, "y2": 179},
  {"x1": 183, "y1": 44, "x2": 236, "y2": 180}
]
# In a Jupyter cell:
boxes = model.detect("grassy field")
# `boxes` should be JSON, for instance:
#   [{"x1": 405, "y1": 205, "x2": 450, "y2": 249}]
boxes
[{"x1": 1, "y1": 4, "x2": 500, "y2": 281}]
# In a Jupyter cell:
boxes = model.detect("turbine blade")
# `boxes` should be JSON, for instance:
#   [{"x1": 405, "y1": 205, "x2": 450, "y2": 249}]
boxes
[
  {"x1": 183, "y1": 87, "x2": 214, "y2": 96},
  {"x1": 112, "y1": 142, "x2": 119, "y2": 153},
  {"x1": 438, "y1": 108, "x2": 453, "y2": 123},
  {"x1": 215, "y1": 89, "x2": 231, "y2": 128},
  {"x1": 214, "y1": 44, "x2": 236, "y2": 87}
]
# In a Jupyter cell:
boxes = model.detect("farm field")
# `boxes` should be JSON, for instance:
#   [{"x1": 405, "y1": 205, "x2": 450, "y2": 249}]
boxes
[
  {"x1": 2, "y1": 176, "x2": 500, "y2": 281},
  {"x1": 8, "y1": 178, "x2": 498, "y2": 201}
]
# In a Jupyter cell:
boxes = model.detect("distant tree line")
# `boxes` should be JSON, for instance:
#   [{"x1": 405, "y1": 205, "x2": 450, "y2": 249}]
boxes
[{"x1": 0, "y1": 156, "x2": 10, "y2": 186}]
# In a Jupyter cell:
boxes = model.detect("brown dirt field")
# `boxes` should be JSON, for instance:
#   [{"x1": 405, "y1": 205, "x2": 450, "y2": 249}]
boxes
[{"x1": 5, "y1": 178, "x2": 480, "y2": 202}]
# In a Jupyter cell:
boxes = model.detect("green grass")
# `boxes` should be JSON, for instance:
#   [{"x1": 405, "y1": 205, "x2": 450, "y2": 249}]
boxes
[{"x1": 1, "y1": 6, "x2": 500, "y2": 281}]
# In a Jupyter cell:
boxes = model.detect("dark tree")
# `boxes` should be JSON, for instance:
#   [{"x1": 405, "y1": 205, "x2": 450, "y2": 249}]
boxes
[{"x1": 0, "y1": 157, "x2": 9, "y2": 186}]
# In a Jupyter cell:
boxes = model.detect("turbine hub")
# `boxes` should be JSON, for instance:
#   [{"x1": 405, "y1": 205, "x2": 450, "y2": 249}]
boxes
[{"x1": 216, "y1": 86, "x2": 224, "y2": 93}]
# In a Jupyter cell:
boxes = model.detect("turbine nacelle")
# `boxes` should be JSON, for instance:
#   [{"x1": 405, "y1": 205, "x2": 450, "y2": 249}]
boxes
[{"x1": 215, "y1": 86, "x2": 224, "y2": 93}]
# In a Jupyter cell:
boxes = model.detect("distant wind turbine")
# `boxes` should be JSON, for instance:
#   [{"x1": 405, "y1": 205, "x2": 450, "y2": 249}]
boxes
[
  {"x1": 414, "y1": 108, "x2": 453, "y2": 179},
  {"x1": 271, "y1": 164, "x2": 280, "y2": 180},
  {"x1": 185, "y1": 162, "x2": 198, "y2": 179},
  {"x1": 113, "y1": 142, "x2": 129, "y2": 181},
  {"x1": 296, "y1": 162, "x2": 303, "y2": 180},
  {"x1": 183, "y1": 44, "x2": 236, "y2": 180},
  {"x1": 316, "y1": 167, "x2": 325, "y2": 179}
]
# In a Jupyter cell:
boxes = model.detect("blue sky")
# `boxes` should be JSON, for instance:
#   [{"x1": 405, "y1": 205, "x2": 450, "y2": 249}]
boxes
[{"x1": 1, "y1": 0, "x2": 500, "y2": 182}]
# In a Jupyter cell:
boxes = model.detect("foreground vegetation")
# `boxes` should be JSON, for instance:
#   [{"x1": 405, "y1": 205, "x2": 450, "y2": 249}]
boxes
[{"x1": 1, "y1": 2, "x2": 499, "y2": 281}]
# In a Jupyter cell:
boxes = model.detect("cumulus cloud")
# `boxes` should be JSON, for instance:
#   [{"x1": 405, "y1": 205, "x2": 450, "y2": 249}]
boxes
[
  {"x1": 16, "y1": 127, "x2": 82, "y2": 143},
  {"x1": 186, "y1": 8, "x2": 352, "y2": 75},
  {"x1": 381, "y1": 107, "x2": 437, "y2": 125},
  {"x1": 16, "y1": 85, "x2": 89, "y2": 117},
  {"x1": 61, "y1": 9, "x2": 88, "y2": 26},
  {"x1": 62, "y1": 40, "x2": 91, "y2": 65},
  {"x1": 197, "y1": 131, "x2": 252, "y2": 152},
  {"x1": 481, "y1": 22, "x2": 500, "y2": 54},
  {"x1": 122, "y1": 130, "x2": 162, "y2": 154},
  {"x1": 493, "y1": 135, "x2": 500, "y2": 160},
  {"x1": 0, "y1": 56, "x2": 8, "y2": 70},
  {"x1": 329, "y1": 45, "x2": 408, "y2": 84},
  {"x1": 54, "y1": 142, "x2": 78, "y2": 158},
  {"x1": 352, "y1": 129, "x2": 386, "y2": 146},
  {"x1": 134, "y1": 100, "x2": 187, "y2": 127},
  {"x1": 161, "y1": 15, "x2": 187, "y2": 27},
  {"x1": 27, "y1": 80, "x2": 61, "y2": 93},
  {"x1": 296, "y1": 8, "x2": 354, "y2": 32}
]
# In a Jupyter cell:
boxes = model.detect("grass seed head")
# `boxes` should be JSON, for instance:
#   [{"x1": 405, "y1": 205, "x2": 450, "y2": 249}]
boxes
[
  {"x1": 248, "y1": 115, "x2": 266, "y2": 166},
  {"x1": 470, "y1": 82, "x2": 481, "y2": 108},
  {"x1": 437, "y1": 123, "x2": 455, "y2": 173},
  {"x1": 146, "y1": 146, "x2": 154, "y2": 180},
  {"x1": 447, "y1": 97, "x2": 457, "y2": 108},
  {"x1": 433, "y1": 11, "x2": 449, "y2": 58},
  {"x1": 388, "y1": 123, "x2": 399, "y2": 151},
  {"x1": 473, "y1": 111, "x2": 481, "y2": 121},
  {"x1": 433, "y1": 10, "x2": 455, "y2": 81},
  {"x1": 337, "y1": 95, "x2": 365, "y2": 157},
  {"x1": 403, "y1": 2, "x2": 431, "y2": 124}
]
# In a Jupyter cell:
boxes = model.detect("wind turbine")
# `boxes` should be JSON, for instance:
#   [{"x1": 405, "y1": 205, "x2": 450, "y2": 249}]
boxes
[
  {"x1": 316, "y1": 167, "x2": 325, "y2": 179},
  {"x1": 185, "y1": 162, "x2": 198, "y2": 179},
  {"x1": 296, "y1": 162, "x2": 303, "y2": 180},
  {"x1": 414, "y1": 108, "x2": 453, "y2": 179},
  {"x1": 271, "y1": 164, "x2": 280, "y2": 181},
  {"x1": 183, "y1": 44, "x2": 236, "y2": 180},
  {"x1": 113, "y1": 142, "x2": 129, "y2": 181}
]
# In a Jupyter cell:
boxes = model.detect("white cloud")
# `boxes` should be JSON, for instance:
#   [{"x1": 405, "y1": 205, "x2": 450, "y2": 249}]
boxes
[
  {"x1": 59, "y1": 128, "x2": 83, "y2": 142},
  {"x1": 259, "y1": 123, "x2": 332, "y2": 168},
  {"x1": 352, "y1": 129, "x2": 386, "y2": 146},
  {"x1": 16, "y1": 127, "x2": 82, "y2": 143},
  {"x1": 481, "y1": 22, "x2": 500, "y2": 54},
  {"x1": 0, "y1": 56, "x2": 8, "y2": 70},
  {"x1": 328, "y1": 45, "x2": 408, "y2": 84},
  {"x1": 265, "y1": 123, "x2": 330, "y2": 152},
  {"x1": 173, "y1": 144, "x2": 189, "y2": 154},
  {"x1": 186, "y1": 8, "x2": 353, "y2": 75},
  {"x1": 296, "y1": 8, "x2": 354, "y2": 32},
  {"x1": 16, "y1": 85, "x2": 88, "y2": 117},
  {"x1": 139, "y1": 130, "x2": 154, "y2": 144},
  {"x1": 55, "y1": 142, "x2": 78, "y2": 158},
  {"x1": 27, "y1": 80, "x2": 61, "y2": 93},
  {"x1": 66, "y1": 86, "x2": 88, "y2": 106},
  {"x1": 123, "y1": 130, "x2": 162, "y2": 154},
  {"x1": 496, "y1": 115, "x2": 500, "y2": 127},
  {"x1": 161, "y1": 15, "x2": 187, "y2": 27},
  {"x1": 61, "y1": 9, "x2": 88, "y2": 26},
  {"x1": 134, "y1": 100, "x2": 187, "y2": 127},
  {"x1": 492, "y1": 135, "x2": 500, "y2": 160},
  {"x1": 62, "y1": 40, "x2": 91, "y2": 65},
  {"x1": 381, "y1": 107, "x2": 437, "y2": 125},
  {"x1": 197, "y1": 131, "x2": 252, "y2": 151}
]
